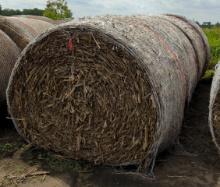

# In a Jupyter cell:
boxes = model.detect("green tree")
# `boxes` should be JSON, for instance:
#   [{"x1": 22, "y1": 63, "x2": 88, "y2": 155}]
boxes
[
  {"x1": 23, "y1": 8, "x2": 44, "y2": 16},
  {"x1": 0, "y1": 4, "x2": 44, "y2": 16},
  {"x1": 1, "y1": 8, "x2": 22, "y2": 16},
  {"x1": 216, "y1": 22, "x2": 220, "y2": 27},
  {"x1": 43, "y1": 0, "x2": 72, "y2": 20}
]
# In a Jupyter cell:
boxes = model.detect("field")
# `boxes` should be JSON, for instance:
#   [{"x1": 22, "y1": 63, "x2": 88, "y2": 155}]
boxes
[
  {"x1": 203, "y1": 26, "x2": 220, "y2": 79},
  {"x1": 0, "y1": 25, "x2": 220, "y2": 187}
]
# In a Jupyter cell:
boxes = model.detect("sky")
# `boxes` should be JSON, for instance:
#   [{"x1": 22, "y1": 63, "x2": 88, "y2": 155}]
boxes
[{"x1": 0, "y1": 0, "x2": 220, "y2": 23}]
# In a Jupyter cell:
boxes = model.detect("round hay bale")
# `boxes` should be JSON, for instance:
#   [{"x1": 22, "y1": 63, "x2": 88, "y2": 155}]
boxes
[
  {"x1": 15, "y1": 15, "x2": 56, "y2": 24},
  {"x1": 7, "y1": 15, "x2": 210, "y2": 172},
  {"x1": 0, "y1": 29, "x2": 20, "y2": 125},
  {"x1": 209, "y1": 63, "x2": 220, "y2": 151},
  {"x1": 162, "y1": 14, "x2": 210, "y2": 76},
  {"x1": 0, "y1": 16, "x2": 54, "y2": 49},
  {"x1": 14, "y1": 15, "x2": 70, "y2": 25},
  {"x1": 0, "y1": 30, "x2": 20, "y2": 104}
]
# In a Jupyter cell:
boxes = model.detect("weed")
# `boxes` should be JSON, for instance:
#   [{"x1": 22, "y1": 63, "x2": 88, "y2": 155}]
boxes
[{"x1": 203, "y1": 27, "x2": 220, "y2": 70}]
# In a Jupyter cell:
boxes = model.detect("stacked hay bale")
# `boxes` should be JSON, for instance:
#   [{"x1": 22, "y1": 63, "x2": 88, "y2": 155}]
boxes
[
  {"x1": 15, "y1": 15, "x2": 56, "y2": 24},
  {"x1": 0, "y1": 16, "x2": 53, "y2": 49},
  {"x1": 209, "y1": 63, "x2": 220, "y2": 151},
  {"x1": 0, "y1": 30, "x2": 20, "y2": 125},
  {"x1": 0, "y1": 16, "x2": 53, "y2": 122},
  {"x1": 0, "y1": 30, "x2": 20, "y2": 105},
  {"x1": 15, "y1": 15, "x2": 69, "y2": 25},
  {"x1": 7, "y1": 15, "x2": 210, "y2": 172}
]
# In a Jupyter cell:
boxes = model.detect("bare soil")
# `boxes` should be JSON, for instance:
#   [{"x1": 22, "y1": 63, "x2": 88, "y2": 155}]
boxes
[{"x1": 1, "y1": 81, "x2": 220, "y2": 187}]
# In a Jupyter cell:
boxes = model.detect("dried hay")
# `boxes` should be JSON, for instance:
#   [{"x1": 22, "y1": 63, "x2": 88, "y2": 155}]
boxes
[
  {"x1": 7, "y1": 15, "x2": 210, "y2": 172},
  {"x1": 0, "y1": 29, "x2": 20, "y2": 123},
  {"x1": 0, "y1": 30, "x2": 20, "y2": 105},
  {"x1": 15, "y1": 15, "x2": 69, "y2": 25},
  {"x1": 0, "y1": 16, "x2": 54, "y2": 49},
  {"x1": 209, "y1": 63, "x2": 220, "y2": 152},
  {"x1": 14, "y1": 15, "x2": 56, "y2": 24}
]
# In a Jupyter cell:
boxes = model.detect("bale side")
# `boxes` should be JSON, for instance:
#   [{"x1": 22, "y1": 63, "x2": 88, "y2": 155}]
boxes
[
  {"x1": 209, "y1": 64, "x2": 220, "y2": 151},
  {"x1": 0, "y1": 16, "x2": 53, "y2": 49},
  {"x1": 7, "y1": 15, "x2": 210, "y2": 172},
  {"x1": 162, "y1": 14, "x2": 210, "y2": 76},
  {"x1": 0, "y1": 29, "x2": 20, "y2": 124},
  {"x1": 14, "y1": 15, "x2": 70, "y2": 25},
  {"x1": 0, "y1": 30, "x2": 20, "y2": 104},
  {"x1": 14, "y1": 15, "x2": 56, "y2": 24}
]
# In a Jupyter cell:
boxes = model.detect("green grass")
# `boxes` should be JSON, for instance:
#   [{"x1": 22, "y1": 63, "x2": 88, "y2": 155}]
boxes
[
  {"x1": 203, "y1": 27, "x2": 220, "y2": 68},
  {"x1": 22, "y1": 147, "x2": 92, "y2": 173},
  {"x1": 0, "y1": 142, "x2": 23, "y2": 158},
  {"x1": 202, "y1": 27, "x2": 220, "y2": 79}
]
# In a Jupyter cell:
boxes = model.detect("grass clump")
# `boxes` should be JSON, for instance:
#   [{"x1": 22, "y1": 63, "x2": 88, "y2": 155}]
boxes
[
  {"x1": 0, "y1": 142, "x2": 23, "y2": 158},
  {"x1": 22, "y1": 147, "x2": 91, "y2": 173},
  {"x1": 201, "y1": 27, "x2": 220, "y2": 79},
  {"x1": 202, "y1": 69, "x2": 215, "y2": 81},
  {"x1": 203, "y1": 27, "x2": 220, "y2": 68}
]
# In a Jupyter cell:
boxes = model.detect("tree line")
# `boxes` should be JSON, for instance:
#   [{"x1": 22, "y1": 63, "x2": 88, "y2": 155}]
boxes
[
  {"x1": 0, "y1": 6, "x2": 43, "y2": 16},
  {"x1": 199, "y1": 22, "x2": 220, "y2": 28},
  {"x1": 0, "y1": 0, "x2": 72, "y2": 20}
]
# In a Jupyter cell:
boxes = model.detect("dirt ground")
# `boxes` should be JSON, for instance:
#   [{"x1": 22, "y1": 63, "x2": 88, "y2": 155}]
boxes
[{"x1": 1, "y1": 81, "x2": 220, "y2": 187}]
